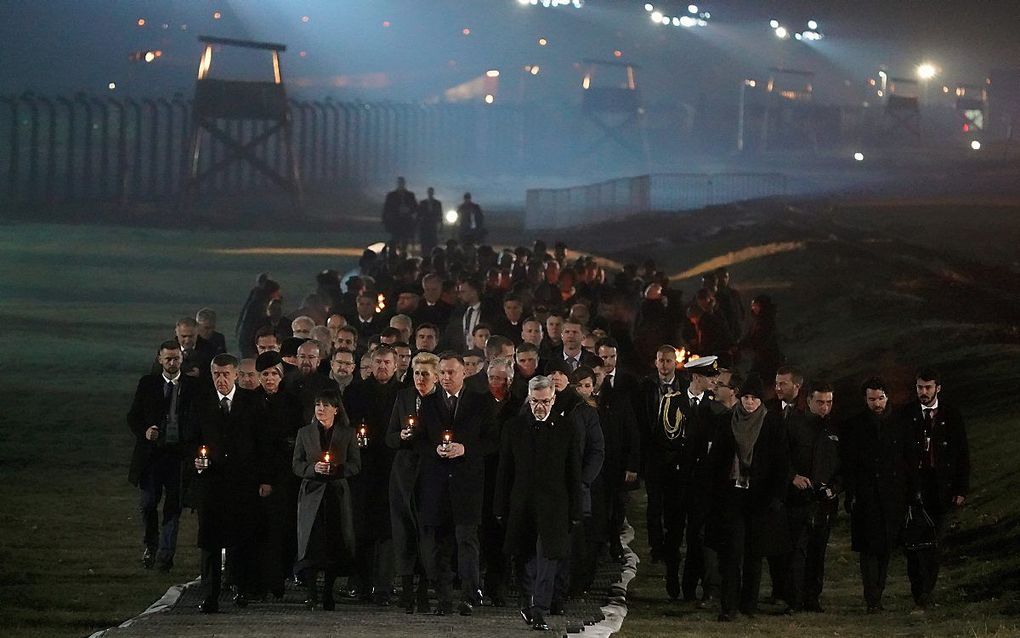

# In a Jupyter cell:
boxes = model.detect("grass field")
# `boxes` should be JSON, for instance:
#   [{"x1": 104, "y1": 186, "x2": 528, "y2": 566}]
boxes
[
  {"x1": 0, "y1": 224, "x2": 373, "y2": 637},
  {"x1": 1, "y1": 202, "x2": 1019, "y2": 637}
]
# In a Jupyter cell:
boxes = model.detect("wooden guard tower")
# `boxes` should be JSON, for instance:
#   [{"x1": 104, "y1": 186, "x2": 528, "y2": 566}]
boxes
[
  {"x1": 180, "y1": 36, "x2": 302, "y2": 211},
  {"x1": 579, "y1": 59, "x2": 649, "y2": 164}
]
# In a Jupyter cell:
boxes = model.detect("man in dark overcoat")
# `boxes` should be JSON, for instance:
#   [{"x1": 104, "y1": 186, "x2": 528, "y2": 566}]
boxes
[
  {"x1": 128, "y1": 340, "x2": 199, "y2": 572},
  {"x1": 193, "y1": 354, "x2": 273, "y2": 613},
  {"x1": 495, "y1": 375, "x2": 583, "y2": 631},
  {"x1": 841, "y1": 376, "x2": 913, "y2": 613},
  {"x1": 901, "y1": 368, "x2": 970, "y2": 611},
  {"x1": 415, "y1": 352, "x2": 489, "y2": 615},
  {"x1": 343, "y1": 345, "x2": 400, "y2": 603}
]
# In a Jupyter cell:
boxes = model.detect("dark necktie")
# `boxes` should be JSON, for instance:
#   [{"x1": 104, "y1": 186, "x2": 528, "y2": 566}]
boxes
[
  {"x1": 463, "y1": 307, "x2": 475, "y2": 343},
  {"x1": 447, "y1": 393, "x2": 459, "y2": 418},
  {"x1": 568, "y1": 356, "x2": 579, "y2": 371},
  {"x1": 661, "y1": 384, "x2": 671, "y2": 398},
  {"x1": 164, "y1": 380, "x2": 174, "y2": 400},
  {"x1": 783, "y1": 403, "x2": 793, "y2": 420},
  {"x1": 220, "y1": 396, "x2": 230, "y2": 416},
  {"x1": 691, "y1": 396, "x2": 699, "y2": 408}
]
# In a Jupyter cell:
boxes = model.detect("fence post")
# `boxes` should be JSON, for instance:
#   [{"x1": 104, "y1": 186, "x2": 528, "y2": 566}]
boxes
[
  {"x1": 106, "y1": 97, "x2": 126, "y2": 203},
  {"x1": 38, "y1": 97, "x2": 57, "y2": 200},
  {"x1": 1, "y1": 96, "x2": 18, "y2": 201},
  {"x1": 77, "y1": 93, "x2": 94, "y2": 199},
  {"x1": 22, "y1": 93, "x2": 40, "y2": 202}
]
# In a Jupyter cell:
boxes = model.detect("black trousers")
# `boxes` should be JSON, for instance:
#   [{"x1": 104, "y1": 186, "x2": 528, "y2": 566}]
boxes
[
  {"x1": 858, "y1": 551, "x2": 891, "y2": 607},
  {"x1": 718, "y1": 488, "x2": 765, "y2": 615},
  {"x1": 787, "y1": 503, "x2": 834, "y2": 608},
  {"x1": 520, "y1": 536, "x2": 559, "y2": 614},
  {"x1": 201, "y1": 540, "x2": 256, "y2": 603},
  {"x1": 554, "y1": 517, "x2": 600, "y2": 601},
  {"x1": 138, "y1": 453, "x2": 183, "y2": 562},
  {"x1": 481, "y1": 517, "x2": 508, "y2": 598},
  {"x1": 905, "y1": 501, "x2": 950, "y2": 606},
  {"x1": 422, "y1": 523, "x2": 480, "y2": 603},
  {"x1": 645, "y1": 467, "x2": 688, "y2": 562},
  {"x1": 684, "y1": 498, "x2": 720, "y2": 600},
  {"x1": 353, "y1": 537, "x2": 395, "y2": 595}
]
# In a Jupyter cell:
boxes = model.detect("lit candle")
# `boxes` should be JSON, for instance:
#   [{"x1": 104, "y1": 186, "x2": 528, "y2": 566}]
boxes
[
  {"x1": 407, "y1": 416, "x2": 415, "y2": 429},
  {"x1": 197, "y1": 445, "x2": 209, "y2": 473},
  {"x1": 358, "y1": 424, "x2": 369, "y2": 448},
  {"x1": 441, "y1": 430, "x2": 453, "y2": 451},
  {"x1": 322, "y1": 450, "x2": 332, "y2": 474}
]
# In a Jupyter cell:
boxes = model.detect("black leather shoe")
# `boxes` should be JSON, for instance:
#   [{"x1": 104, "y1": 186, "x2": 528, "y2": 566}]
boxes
[
  {"x1": 322, "y1": 592, "x2": 336, "y2": 611},
  {"x1": 434, "y1": 600, "x2": 453, "y2": 616},
  {"x1": 532, "y1": 612, "x2": 551, "y2": 631},
  {"x1": 697, "y1": 596, "x2": 716, "y2": 609},
  {"x1": 142, "y1": 547, "x2": 156, "y2": 569},
  {"x1": 717, "y1": 612, "x2": 734, "y2": 622},
  {"x1": 232, "y1": 591, "x2": 248, "y2": 608},
  {"x1": 549, "y1": 600, "x2": 564, "y2": 616},
  {"x1": 458, "y1": 600, "x2": 473, "y2": 616},
  {"x1": 520, "y1": 607, "x2": 534, "y2": 625},
  {"x1": 665, "y1": 571, "x2": 681, "y2": 601},
  {"x1": 490, "y1": 595, "x2": 506, "y2": 607},
  {"x1": 373, "y1": 591, "x2": 392, "y2": 606},
  {"x1": 198, "y1": 600, "x2": 219, "y2": 613},
  {"x1": 804, "y1": 600, "x2": 825, "y2": 613},
  {"x1": 156, "y1": 558, "x2": 173, "y2": 573},
  {"x1": 739, "y1": 605, "x2": 758, "y2": 617}
]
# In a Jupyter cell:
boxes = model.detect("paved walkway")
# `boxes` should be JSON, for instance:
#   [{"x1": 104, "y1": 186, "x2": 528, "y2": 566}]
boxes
[{"x1": 91, "y1": 529, "x2": 637, "y2": 638}]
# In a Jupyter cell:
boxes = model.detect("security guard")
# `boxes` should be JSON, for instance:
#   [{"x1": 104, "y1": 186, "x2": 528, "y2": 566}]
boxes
[{"x1": 785, "y1": 382, "x2": 841, "y2": 612}]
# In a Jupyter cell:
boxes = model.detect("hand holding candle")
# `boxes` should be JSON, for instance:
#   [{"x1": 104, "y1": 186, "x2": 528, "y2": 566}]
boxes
[
  {"x1": 357, "y1": 423, "x2": 369, "y2": 448},
  {"x1": 316, "y1": 450, "x2": 333, "y2": 475},
  {"x1": 195, "y1": 445, "x2": 209, "y2": 473},
  {"x1": 401, "y1": 416, "x2": 416, "y2": 441}
]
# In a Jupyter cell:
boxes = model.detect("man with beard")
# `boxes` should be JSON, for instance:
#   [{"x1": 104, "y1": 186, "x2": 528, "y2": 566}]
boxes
[
  {"x1": 289, "y1": 340, "x2": 340, "y2": 424},
  {"x1": 193, "y1": 354, "x2": 273, "y2": 613},
  {"x1": 415, "y1": 353, "x2": 489, "y2": 616},
  {"x1": 902, "y1": 368, "x2": 970, "y2": 612},
  {"x1": 328, "y1": 349, "x2": 357, "y2": 397},
  {"x1": 785, "y1": 382, "x2": 841, "y2": 613},
  {"x1": 344, "y1": 345, "x2": 401, "y2": 604},
  {"x1": 254, "y1": 352, "x2": 303, "y2": 599},
  {"x1": 386, "y1": 352, "x2": 442, "y2": 614},
  {"x1": 128, "y1": 340, "x2": 199, "y2": 572},
  {"x1": 841, "y1": 377, "x2": 912, "y2": 614},
  {"x1": 495, "y1": 375, "x2": 582, "y2": 631}
]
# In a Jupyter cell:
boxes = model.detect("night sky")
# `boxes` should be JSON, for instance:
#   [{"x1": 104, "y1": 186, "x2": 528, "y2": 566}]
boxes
[{"x1": 2, "y1": 0, "x2": 1018, "y2": 104}]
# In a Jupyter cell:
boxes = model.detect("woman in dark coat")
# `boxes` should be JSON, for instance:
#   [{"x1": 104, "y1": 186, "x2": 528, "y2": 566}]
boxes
[
  {"x1": 706, "y1": 375, "x2": 791, "y2": 621},
  {"x1": 292, "y1": 389, "x2": 360, "y2": 610}
]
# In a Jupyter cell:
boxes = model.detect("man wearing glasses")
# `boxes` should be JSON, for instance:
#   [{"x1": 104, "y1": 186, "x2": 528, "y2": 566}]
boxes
[{"x1": 495, "y1": 376, "x2": 582, "y2": 631}]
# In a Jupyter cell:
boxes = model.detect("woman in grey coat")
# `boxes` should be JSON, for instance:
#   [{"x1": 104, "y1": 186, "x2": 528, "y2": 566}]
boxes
[{"x1": 292, "y1": 389, "x2": 361, "y2": 610}]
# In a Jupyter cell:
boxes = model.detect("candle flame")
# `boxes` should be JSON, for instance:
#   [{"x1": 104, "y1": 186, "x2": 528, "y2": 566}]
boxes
[
  {"x1": 674, "y1": 347, "x2": 686, "y2": 364},
  {"x1": 442, "y1": 430, "x2": 453, "y2": 442},
  {"x1": 199, "y1": 445, "x2": 208, "y2": 457},
  {"x1": 324, "y1": 452, "x2": 331, "y2": 463}
]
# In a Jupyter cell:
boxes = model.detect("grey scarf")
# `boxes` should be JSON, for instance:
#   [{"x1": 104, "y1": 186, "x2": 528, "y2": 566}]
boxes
[{"x1": 730, "y1": 403, "x2": 767, "y2": 480}]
